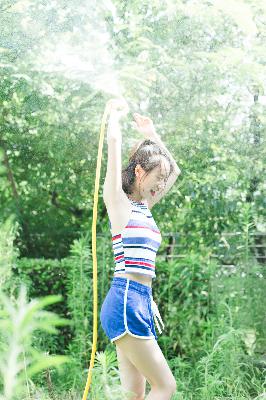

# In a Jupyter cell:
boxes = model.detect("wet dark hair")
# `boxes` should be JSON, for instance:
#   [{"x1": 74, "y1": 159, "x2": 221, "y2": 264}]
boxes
[{"x1": 122, "y1": 139, "x2": 174, "y2": 195}]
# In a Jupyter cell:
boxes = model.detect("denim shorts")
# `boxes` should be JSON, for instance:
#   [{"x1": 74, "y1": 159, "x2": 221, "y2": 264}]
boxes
[{"x1": 100, "y1": 277, "x2": 164, "y2": 343}]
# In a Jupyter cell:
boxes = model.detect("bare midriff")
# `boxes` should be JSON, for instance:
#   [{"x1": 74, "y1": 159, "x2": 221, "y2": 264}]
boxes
[{"x1": 114, "y1": 272, "x2": 152, "y2": 288}]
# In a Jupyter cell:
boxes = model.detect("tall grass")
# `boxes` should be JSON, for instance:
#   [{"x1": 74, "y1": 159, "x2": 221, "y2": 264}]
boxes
[{"x1": 0, "y1": 217, "x2": 70, "y2": 399}]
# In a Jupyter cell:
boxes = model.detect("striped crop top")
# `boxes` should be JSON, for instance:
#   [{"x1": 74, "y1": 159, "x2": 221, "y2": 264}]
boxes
[{"x1": 109, "y1": 199, "x2": 162, "y2": 279}]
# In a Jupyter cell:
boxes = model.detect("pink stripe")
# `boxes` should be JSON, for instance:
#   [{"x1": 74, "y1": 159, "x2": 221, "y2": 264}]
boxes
[
  {"x1": 112, "y1": 234, "x2": 121, "y2": 240},
  {"x1": 125, "y1": 260, "x2": 155, "y2": 269},
  {"x1": 115, "y1": 255, "x2": 124, "y2": 261},
  {"x1": 125, "y1": 225, "x2": 160, "y2": 234}
]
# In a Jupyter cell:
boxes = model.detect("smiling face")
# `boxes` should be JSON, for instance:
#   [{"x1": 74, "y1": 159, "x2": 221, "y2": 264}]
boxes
[{"x1": 129, "y1": 157, "x2": 171, "y2": 202}]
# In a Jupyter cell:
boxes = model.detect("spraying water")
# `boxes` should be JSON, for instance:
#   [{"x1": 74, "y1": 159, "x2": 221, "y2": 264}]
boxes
[{"x1": 12, "y1": 0, "x2": 124, "y2": 99}]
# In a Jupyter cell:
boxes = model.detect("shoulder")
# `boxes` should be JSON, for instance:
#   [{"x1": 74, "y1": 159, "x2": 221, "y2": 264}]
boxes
[
  {"x1": 103, "y1": 190, "x2": 133, "y2": 233},
  {"x1": 103, "y1": 189, "x2": 131, "y2": 211}
]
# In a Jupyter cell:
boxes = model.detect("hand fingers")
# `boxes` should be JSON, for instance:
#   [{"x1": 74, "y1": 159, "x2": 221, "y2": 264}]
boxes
[
  {"x1": 106, "y1": 98, "x2": 129, "y2": 112},
  {"x1": 133, "y1": 113, "x2": 150, "y2": 122}
]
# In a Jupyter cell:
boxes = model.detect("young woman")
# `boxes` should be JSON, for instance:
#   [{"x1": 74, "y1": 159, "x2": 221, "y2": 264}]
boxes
[{"x1": 100, "y1": 98, "x2": 181, "y2": 400}]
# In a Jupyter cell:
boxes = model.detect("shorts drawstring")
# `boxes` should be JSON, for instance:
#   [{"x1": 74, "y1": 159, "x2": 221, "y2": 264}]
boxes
[{"x1": 151, "y1": 298, "x2": 164, "y2": 334}]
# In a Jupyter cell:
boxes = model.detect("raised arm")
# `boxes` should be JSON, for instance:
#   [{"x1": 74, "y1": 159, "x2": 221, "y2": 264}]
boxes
[
  {"x1": 103, "y1": 99, "x2": 129, "y2": 204},
  {"x1": 132, "y1": 113, "x2": 181, "y2": 209}
]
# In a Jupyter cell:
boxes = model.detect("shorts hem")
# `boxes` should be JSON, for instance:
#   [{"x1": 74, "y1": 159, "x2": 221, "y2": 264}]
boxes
[{"x1": 111, "y1": 329, "x2": 155, "y2": 343}]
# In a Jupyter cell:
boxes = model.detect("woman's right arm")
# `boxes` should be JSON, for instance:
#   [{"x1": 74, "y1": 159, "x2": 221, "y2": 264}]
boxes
[
  {"x1": 103, "y1": 99, "x2": 129, "y2": 204},
  {"x1": 103, "y1": 114, "x2": 123, "y2": 198}
]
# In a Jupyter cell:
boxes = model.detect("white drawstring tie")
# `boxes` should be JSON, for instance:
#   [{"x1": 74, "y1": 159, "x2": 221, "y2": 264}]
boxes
[{"x1": 151, "y1": 298, "x2": 164, "y2": 334}]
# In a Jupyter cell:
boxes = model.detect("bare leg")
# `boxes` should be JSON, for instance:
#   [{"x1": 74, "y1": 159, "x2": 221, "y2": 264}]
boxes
[
  {"x1": 116, "y1": 345, "x2": 146, "y2": 400},
  {"x1": 114, "y1": 334, "x2": 176, "y2": 400}
]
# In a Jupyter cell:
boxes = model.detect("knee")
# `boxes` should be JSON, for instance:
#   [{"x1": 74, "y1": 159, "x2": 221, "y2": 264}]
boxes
[
  {"x1": 161, "y1": 376, "x2": 177, "y2": 396},
  {"x1": 151, "y1": 376, "x2": 176, "y2": 397},
  {"x1": 169, "y1": 377, "x2": 177, "y2": 394},
  {"x1": 127, "y1": 388, "x2": 145, "y2": 400}
]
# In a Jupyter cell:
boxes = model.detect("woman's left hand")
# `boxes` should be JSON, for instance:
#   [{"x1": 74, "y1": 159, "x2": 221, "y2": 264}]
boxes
[
  {"x1": 106, "y1": 98, "x2": 129, "y2": 120},
  {"x1": 132, "y1": 113, "x2": 156, "y2": 138}
]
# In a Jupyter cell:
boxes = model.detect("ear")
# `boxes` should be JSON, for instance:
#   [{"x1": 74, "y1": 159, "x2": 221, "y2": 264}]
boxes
[
  {"x1": 135, "y1": 164, "x2": 142, "y2": 178},
  {"x1": 134, "y1": 165, "x2": 138, "y2": 177}
]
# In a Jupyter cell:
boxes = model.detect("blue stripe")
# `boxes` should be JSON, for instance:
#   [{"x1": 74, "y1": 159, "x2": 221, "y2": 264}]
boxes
[
  {"x1": 124, "y1": 256, "x2": 154, "y2": 262},
  {"x1": 123, "y1": 245, "x2": 157, "y2": 253},
  {"x1": 113, "y1": 243, "x2": 123, "y2": 249},
  {"x1": 125, "y1": 264, "x2": 154, "y2": 271},
  {"x1": 114, "y1": 251, "x2": 124, "y2": 257},
  {"x1": 123, "y1": 237, "x2": 161, "y2": 248},
  {"x1": 115, "y1": 259, "x2": 124, "y2": 264}
]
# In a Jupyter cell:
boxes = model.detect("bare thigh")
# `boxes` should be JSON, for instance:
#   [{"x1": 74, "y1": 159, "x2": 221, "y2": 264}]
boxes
[
  {"x1": 114, "y1": 334, "x2": 176, "y2": 390},
  {"x1": 116, "y1": 345, "x2": 146, "y2": 399}
]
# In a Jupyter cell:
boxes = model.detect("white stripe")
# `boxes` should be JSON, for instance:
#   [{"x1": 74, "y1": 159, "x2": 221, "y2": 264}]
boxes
[
  {"x1": 123, "y1": 279, "x2": 130, "y2": 331},
  {"x1": 151, "y1": 299, "x2": 164, "y2": 334},
  {"x1": 123, "y1": 227, "x2": 161, "y2": 241},
  {"x1": 123, "y1": 267, "x2": 155, "y2": 277},
  {"x1": 110, "y1": 332, "x2": 127, "y2": 343},
  {"x1": 125, "y1": 248, "x2": 156, "y2": 261}
]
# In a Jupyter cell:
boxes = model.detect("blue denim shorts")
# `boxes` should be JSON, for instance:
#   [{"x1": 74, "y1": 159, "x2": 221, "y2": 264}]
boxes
[{"x1": 100, "y1": 277, "x2": 164, "y2": 343}]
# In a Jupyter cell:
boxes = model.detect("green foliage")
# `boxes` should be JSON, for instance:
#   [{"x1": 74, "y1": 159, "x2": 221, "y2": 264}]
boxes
[
  {"x1": 0, "y1": 285, "x2": 70, "y2": 400},
  {"x1": 63, "y1": 236, "x2": 92, "y2": 370},
  {"x1": 0, "y1": 215, "x2": 19, "y2": 290},
  {"x1": 164, "y1": 259, "x2": 265, "y2": 399},
  {"x1": 155, "y1": 252, "x2": 219, "y2": 359},
  {"x1": 0, "y1": 0, "x2": 265, "y2": 259},
  {"x1": 90, "y1": 349, "x2": 133, "y2": 399},
  {"x1": 0, "y1": 0, "x2": 265, "y2": 398},
  {"x1": 13, "y1": 257, "x2": 71, "y2": 354}
]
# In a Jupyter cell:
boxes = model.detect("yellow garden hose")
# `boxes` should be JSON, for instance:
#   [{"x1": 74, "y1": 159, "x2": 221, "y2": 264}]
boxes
[{"x1": 82, "y1": 102, "x2": 111, "y2": 400}]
